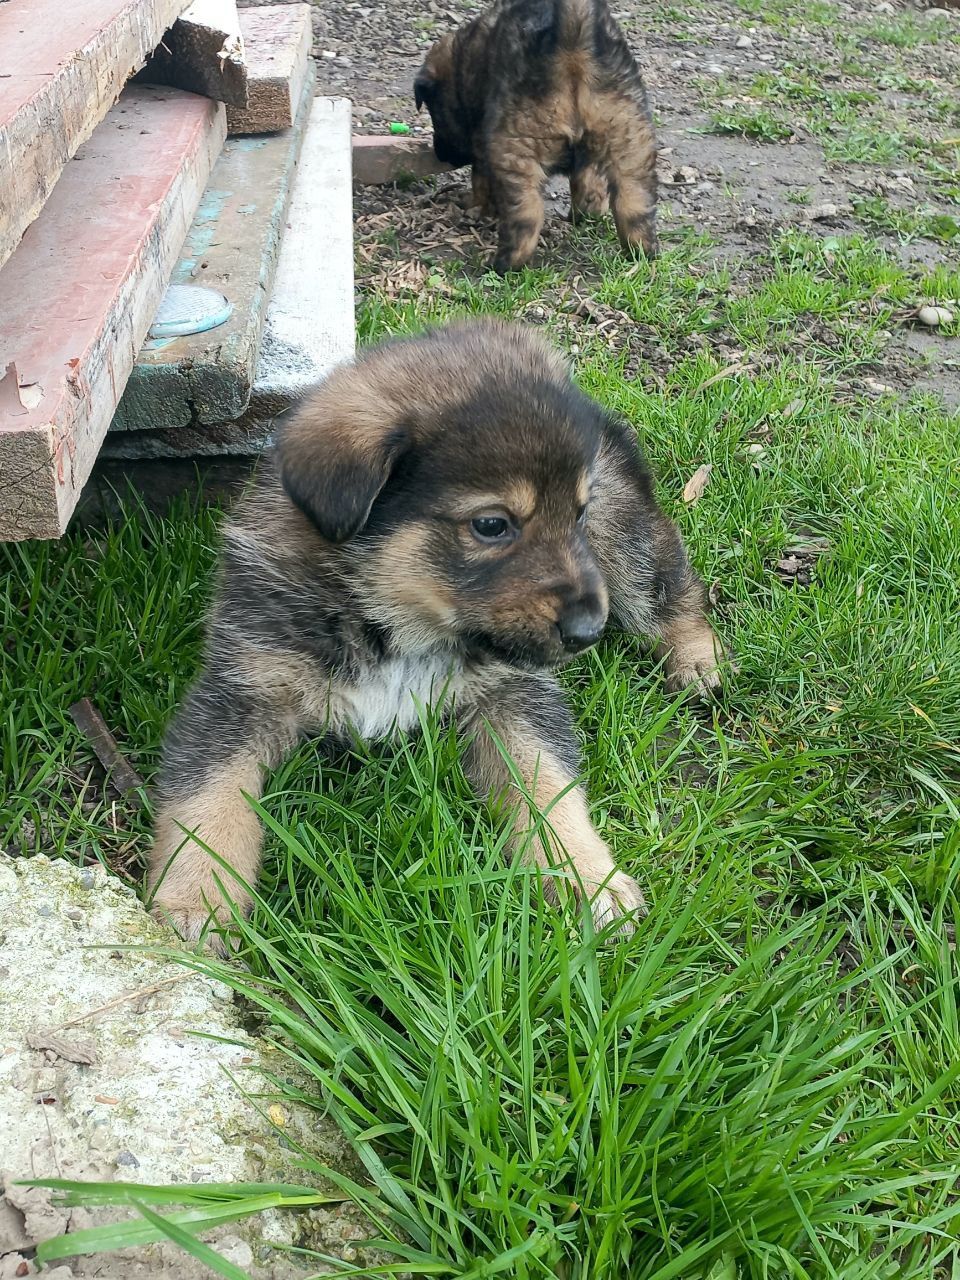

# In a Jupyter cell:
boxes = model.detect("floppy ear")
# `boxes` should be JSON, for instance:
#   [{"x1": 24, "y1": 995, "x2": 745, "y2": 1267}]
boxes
[
  {"x1": 275, "y1": 383, "x2": 411, "y2": 543},
  {"x1": 414, "y1": 71, "x2": 434, "y2": 111}
]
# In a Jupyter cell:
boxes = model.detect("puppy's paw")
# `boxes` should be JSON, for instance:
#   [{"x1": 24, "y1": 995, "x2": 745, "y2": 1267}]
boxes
[
  {"x1": 149, "y1": 889, "x2": 250, "y2": 957},
  {"x1": 662, "y1": 628, "x2": 731, "y2": 699},
  {"x1": 584, "y1": 869, "x2": 646, "y2": 936}
]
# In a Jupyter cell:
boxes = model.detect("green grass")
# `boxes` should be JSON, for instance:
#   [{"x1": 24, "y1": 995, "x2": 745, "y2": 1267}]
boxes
[{"x1": 5, "y1": 220, "x2": 960, "y2": 1275}]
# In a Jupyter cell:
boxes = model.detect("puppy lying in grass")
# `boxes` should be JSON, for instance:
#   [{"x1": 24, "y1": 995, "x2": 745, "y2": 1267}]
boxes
[
  {"x1": 147, "y1": 321, "x2": 726, "y2": 952},
  {"x1": 414, "y1": 0, "x2": 659, "y2": 272}
]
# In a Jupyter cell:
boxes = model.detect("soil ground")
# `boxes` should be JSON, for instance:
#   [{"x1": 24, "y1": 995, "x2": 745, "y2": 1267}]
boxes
[{"x1": 303, "y1": 0, "x2": 960, "y2": 404}]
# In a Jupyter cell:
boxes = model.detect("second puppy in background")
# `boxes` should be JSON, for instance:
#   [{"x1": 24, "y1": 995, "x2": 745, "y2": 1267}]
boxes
[{"x1": 414, "y1": 0, "x2": 659, "y2": 273}]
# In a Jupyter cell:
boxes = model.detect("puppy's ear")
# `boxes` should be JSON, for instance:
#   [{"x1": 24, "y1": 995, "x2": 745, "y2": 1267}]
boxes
[
  {"x1": 414, "y1": 70, "x2": 435, "y2": 111},
  {"x1": 276, "y1": 383, "x2": 410, "y2": 543}
]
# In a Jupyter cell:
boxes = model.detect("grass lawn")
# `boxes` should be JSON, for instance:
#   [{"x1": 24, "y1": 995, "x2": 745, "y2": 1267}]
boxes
[
  {"x1": 4, "y1": 0, "x2": 960, "y2": 1269},
  {"x1": 5, "y1": 225, "x2": 960, "y2": 1277}
]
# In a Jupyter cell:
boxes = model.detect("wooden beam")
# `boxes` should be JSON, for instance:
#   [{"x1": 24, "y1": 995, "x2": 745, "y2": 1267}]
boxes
[
  {"x1": 227, "y1": 3, "x2": 312, "y2": 135},
  {"x1": 138, "y1": 0, "x2": 248, "y2": 108},
  {"x1": 102, "y1": 97, "x2": 356, "y2": 462},
  {"x1": 115, "y1": 66, "x2": 316, "y2": 432},
  {"x1": 0, "y1": 0, "x2": 189, "y2": 273},
  {"x1": 0, "y1": 87, "x2": 226, "y2": 541},
  {"x1": 352, "y1": 135, "x2": 452, "y2": 185}
]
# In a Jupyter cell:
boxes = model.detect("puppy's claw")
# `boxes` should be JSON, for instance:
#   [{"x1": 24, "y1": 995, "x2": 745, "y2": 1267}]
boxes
[
  {"x1": 662, "y1": 631, "x2": 733, "y2": 700},
  {"x1": 584, "y1": 870, "x2": 646, "y2": 937},
  {"x1": 150, "y1": 894, "x2": 248, "y2": 957}
]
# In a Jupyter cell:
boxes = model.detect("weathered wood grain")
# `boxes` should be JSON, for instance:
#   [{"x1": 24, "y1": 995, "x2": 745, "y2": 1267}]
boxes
[
  {"x1": 0, "y1": 0, "x2": 189, "y2": 272},
  {"x1": 0, "y1": 87, "x2": 226, "y2": 541}
]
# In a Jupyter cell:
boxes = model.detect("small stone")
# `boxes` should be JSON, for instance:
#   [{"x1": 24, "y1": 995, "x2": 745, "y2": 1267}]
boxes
[
  {"x1": 704, "y1": 63, "x2": 725, "y2": 75},
  {"x1": 33, "y1": 1068, "x2": 57, "y2": 1093},
  {"x1": 745, "y1": 443, "x2": 766, "y2": 456},
  {"x1": 917, "y1": 305, "x2": 954, "y2": 327},
  {"x1": 673, "y1": 165, "x2": 701, "y2": 185},
  {"x1": 219, "y1": 1236, "x2": 254, "y2": 1269},
  {"x1": 79, "y1": 869, "x2": 95, "y2": 889},
  {"x1": 876, "y1": 0, "x2": 895, "y2": 11},
  {"x1": 735, "y1": 34, "x2": 753, "y2": 47},
  {"x1": 863, "y1": 377, "x2": 895, "y2": 396},
  {"x1": 320, "y1": 49, "x2": 338, "y2": 59},
  {"x1": 116, "y1": 1150, "x2": 140, "y2": 1167},
  {"x1": 925, "y1": 7, "x2": 952, "y2": 18},
  {"x1": 65, "y1": 908, "x2": 83, "y2": 922},
  {"x1": 807, "y1": 201, "x2": 848, "y2": 221}
]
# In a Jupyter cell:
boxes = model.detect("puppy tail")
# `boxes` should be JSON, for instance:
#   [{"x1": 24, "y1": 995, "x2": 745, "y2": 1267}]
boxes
[{"x1": 556, "y1": 0, "x2": 593, "y2": 46}]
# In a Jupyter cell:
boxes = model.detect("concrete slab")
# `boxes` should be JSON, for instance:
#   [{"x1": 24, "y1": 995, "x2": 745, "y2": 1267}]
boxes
[
  {"x1": 253, "y1": 95, "x2": 356, "y2": 406},
  {"x1": 102, "y1": 96, "x2": 356, "y2": 462},
  {"x1": 138, "y1": 0, "x2": 248, "y2": 108},
  {"x1": 0, "y1": 854, "x2": 380, "y2": 1277},
  {"x1": 0, "y1": 87, "x2": 226, "y2": 542},
  {"x1": 227, "y1": 3, "x2": 312, "y2": 135},
  {"x1": 114, "y1": 65, "x2": 316, "y2": 432},
  {"x1": 353, "y1": 135, "x2": 452, "y2": 185},
  {"x1": 0, "y1": 0, "x2": 188, "y2": 273}
]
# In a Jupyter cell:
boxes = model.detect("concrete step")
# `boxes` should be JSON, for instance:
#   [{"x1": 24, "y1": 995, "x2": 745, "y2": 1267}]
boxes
[
  {"x1": 0, "y1": 0, "x2": 188, "y2": 273},
  {"x1": 101, "y1": 95, "x2": 355, "y2": 463},
  {"x1": 228, "y1": 3, "x2": 312, "y2": 135},
  {"x1": 0, "y1": 87, "x2": 226, "y2": 542},
  {"x1": 113, "y1": 62, "x2": 316, "y2": 433}
]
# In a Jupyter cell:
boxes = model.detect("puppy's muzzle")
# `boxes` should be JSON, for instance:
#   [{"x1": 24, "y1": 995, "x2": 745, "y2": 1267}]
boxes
[{"x1": 557, "y1": 593, "x2": 607, "y2": 654}]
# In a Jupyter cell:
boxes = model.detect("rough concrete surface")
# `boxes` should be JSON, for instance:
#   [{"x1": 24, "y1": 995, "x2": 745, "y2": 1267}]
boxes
[{"x1": 0, "y1": 855, "x2": 375, "y2": 1278}]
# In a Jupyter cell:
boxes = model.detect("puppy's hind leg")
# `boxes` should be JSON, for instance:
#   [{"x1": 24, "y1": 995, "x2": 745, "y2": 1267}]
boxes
[
  {"x1": 593, "y1": 97, "x2": 659, "y2": 258},
  {"x1": 462, "y1": 674, "x2": 644, "y2": 932},
  {"x1": 147, "y1": 664, "x2": 299, "y2": 952},
  {"x1": 488, "y1": 148, "x2": 548, "y2": 273}
]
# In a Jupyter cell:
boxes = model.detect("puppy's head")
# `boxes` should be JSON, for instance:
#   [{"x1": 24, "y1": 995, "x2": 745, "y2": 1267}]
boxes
[
  {"x1": 276, "y1": 321, "x2": 615, "y2": 668},
  {"x1": 414, "y1": 35, "x2": 474, "y2": 169}
]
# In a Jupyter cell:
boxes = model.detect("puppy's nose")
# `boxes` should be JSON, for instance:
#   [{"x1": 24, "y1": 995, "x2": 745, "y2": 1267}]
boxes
[{"x1": 558, "y1": 600, "x2": 606, "y2": 653}]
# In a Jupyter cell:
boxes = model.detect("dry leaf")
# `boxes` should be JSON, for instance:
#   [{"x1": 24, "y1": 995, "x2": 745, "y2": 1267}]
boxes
[
  {"x1": 26, "y1": 1032, "x2": 98, "y2": 1065},
  {"x1": 682, "y1": 463, "x2": 713, "y2": 504}
]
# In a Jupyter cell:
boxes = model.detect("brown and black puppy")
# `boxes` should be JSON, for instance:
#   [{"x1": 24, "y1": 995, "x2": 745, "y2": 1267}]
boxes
[
  {"x1": 414, "y1": 0, "x2": 658, "y2": 273},
  {"x1": 147, "y1": 320, "x2": 726, "y2": 952}
]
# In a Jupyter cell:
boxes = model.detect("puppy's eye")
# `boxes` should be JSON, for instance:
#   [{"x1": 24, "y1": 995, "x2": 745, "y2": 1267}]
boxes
[
  {"x1": 576, "y1": 504, "x2": 588, "y2": 525},
  {"x1": 471, "y1": 515, "x2": 512, "y2": 543}
]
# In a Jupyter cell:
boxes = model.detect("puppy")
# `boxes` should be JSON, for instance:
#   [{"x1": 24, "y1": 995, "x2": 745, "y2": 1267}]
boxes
[
  {"x1": 147, "y1": 320, "x2": 725, "y2": 951},
  {"x1": 414, "y1": 0, "x2": 659, "y2": 273}
]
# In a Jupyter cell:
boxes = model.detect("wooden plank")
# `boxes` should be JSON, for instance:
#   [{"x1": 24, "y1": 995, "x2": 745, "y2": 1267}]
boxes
[
  {"x1": 137, "y1": 0, "x2": 248, "y2": 108},
  {"x1": 102, "y1": 96, "x2": 356, "y2": 462},
  {"x1": 227, "y1": 3, "x2": 312, "y2": 135},
  {"x1": 0, "y1": 0, "x2": 189, "y2": 274},
  {"x1": 0, "y1": 87, "x2": 226, "y2": 542},
  {"x1": 353, "y1": 135, "x2": 452, "y2": 185},
  {"x1": 114, "y1": 64, "x2": 316, "y2": 431}
]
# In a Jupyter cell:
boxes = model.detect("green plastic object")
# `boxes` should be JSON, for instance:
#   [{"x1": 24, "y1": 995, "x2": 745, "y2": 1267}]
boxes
[{"x1": 389, "y1": 121, "x2": 411, "y2": 135}]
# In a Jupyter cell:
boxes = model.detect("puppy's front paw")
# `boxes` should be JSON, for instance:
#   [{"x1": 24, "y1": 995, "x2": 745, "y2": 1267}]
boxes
[
  {"x1": 584, "y1": 869, "x2": 646, "y2": 936},
  {"x1": 149, "y1": 888, "x2": 251, "y2": 957},
  {"x1": 662, "y1": 626, "x2": 731, "y2": 699}
]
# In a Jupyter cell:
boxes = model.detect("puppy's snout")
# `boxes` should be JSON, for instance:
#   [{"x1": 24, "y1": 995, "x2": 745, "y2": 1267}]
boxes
[{"x1": 557, "y1": 595, "x2": 607, "y2": 653}]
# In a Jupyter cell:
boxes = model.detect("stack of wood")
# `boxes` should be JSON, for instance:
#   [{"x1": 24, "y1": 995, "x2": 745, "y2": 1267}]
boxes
[{"x1": 0, "y1": 0, "x2": 354, "y2": 541}]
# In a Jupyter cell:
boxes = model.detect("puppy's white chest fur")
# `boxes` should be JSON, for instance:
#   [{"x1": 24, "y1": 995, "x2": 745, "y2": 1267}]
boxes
[{"x1": 328, "y1": 652, "x2": 466, "y2": 741}]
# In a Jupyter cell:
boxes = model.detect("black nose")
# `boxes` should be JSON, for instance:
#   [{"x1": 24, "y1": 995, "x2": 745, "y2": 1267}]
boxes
[{"x1": 557, "y1": 601, "x2": 606, "y2": 653}]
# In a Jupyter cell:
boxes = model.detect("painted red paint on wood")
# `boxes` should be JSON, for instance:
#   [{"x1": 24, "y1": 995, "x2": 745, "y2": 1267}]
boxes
[{"x1": 0, "y1": 85, "x2": 226, "y2": 540}]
